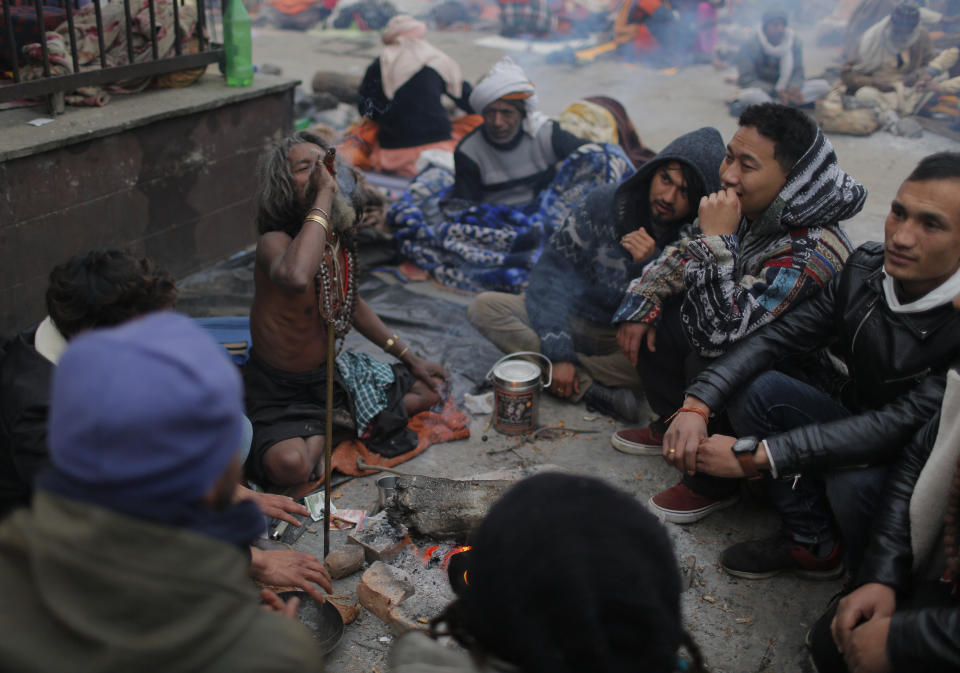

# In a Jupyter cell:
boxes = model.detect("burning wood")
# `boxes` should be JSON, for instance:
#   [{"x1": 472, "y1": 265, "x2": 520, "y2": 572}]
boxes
[{"x1": 388, "y1": 475, "x2": 512, "y2": 541}]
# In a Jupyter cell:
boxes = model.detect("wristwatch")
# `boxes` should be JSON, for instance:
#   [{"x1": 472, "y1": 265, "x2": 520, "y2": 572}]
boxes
[{"x1": 732, "y1": 436, "x2": 762, "y2": 479}]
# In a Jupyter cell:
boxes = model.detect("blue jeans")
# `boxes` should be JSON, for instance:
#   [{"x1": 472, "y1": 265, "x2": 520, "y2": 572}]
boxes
[
  {"x1": 825, "y1": 465, "x2": 889, "y2": 576},
  {"x1": 726, "y1": 371, "x2": 850, "y2": 545}
]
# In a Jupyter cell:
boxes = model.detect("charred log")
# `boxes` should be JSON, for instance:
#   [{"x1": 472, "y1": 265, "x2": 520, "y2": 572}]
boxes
[{"x1": 388, "y1": 475, "x2": 512, "y2": 541}]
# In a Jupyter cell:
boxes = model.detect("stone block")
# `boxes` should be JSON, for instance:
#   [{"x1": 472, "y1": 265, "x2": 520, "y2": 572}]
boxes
[{"x1": 324, "y1": 543, "x2": 366, "y2": 579}]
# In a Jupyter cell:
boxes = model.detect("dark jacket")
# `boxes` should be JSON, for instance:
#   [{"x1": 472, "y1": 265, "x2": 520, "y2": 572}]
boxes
[
  {"x1": 736, "y1": 31, "x2": 806, "y2": 95},
  {"x1": 857, "y1": 380, "x2": 960, "y2": 672},
  {"x1": 358, "y1": 59, "x2": 474, "y2": 149},
  {"x1": 525, "y1": 126, "x2": 725, "y2": 363},
  {"x1": 449, "y1": 120, "x2": 585, "y2": 206},
  {"x1": 687, "y1": 242, "x2": 960, "y2": 474},
  {"x1": 0, "y1": 328, "x2": 53, "y2": 518}
]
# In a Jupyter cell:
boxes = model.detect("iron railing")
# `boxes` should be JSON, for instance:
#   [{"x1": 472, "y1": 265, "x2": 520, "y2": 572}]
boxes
[{"x1": 0, "y1": 0, "x2": 224, "y2": 112}]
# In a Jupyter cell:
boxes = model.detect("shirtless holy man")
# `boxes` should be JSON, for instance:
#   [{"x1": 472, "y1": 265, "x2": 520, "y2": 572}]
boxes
[{"x1": 245, "y1": 132, "x2": 449, "y2": 488}]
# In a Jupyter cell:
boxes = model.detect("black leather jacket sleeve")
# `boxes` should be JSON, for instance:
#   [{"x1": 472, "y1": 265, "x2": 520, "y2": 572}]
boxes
[
  {"x1": 687, "y1": 259, "x2": 946, "y2": 474},
  {"x1": 859, "y1": 412, "x2": 940, "y2": 590},
  {"x1": 856, "y1": 391, "x2": 960, "y2": 672},
  {"x1": 766, "y1": 373, "x2": 946, "y2": 474},
  {"x1": 888, "y1": 607, "x2": 960, "y2": 672}
]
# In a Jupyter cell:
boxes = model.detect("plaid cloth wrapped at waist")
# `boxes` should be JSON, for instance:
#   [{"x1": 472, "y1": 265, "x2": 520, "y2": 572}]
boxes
[{"x1": 336, "y1": 350, "x2": 397, "y2": 434}]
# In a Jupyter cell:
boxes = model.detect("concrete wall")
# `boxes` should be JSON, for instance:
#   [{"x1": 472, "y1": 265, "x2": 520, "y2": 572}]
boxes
[{"x1": 0, "y1": 75, "x2": 297, "y2": 332}]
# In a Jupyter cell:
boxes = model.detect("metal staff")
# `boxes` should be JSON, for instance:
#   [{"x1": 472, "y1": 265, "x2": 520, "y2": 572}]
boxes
[{"x1": 324, "y1": 319, "x2": 335, "y2": 559}]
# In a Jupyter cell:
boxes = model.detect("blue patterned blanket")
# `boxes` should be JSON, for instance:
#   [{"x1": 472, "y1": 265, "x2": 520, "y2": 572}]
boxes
[{"x1": 387, "y1": 142, "x2": 634, "y2": 293}]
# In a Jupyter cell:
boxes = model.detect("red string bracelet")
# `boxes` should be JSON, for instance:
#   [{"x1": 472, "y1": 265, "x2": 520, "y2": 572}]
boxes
[{"x1": 665, "y1": 406, "x2": 710, "y2": 424}]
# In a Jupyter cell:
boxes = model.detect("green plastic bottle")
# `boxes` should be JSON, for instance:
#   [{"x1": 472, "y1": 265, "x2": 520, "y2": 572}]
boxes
[{"x1": 224, "y1": 0, "x2": 253, "y2": 87}]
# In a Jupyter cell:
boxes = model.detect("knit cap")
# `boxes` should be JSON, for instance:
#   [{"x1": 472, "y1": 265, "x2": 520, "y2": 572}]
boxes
[{"x1": 48, "y1": 311, "x2": 244, "y2": 504}]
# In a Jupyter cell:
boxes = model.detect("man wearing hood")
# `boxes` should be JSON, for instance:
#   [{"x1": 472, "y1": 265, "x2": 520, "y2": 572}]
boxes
[
  {"x1": 0, "y1": 312, "x2": 324, "y2": 672},
  {"x1": 467, "y1": 127, "x2": 725, "y2": 421},
  {"x1": 449, "y1": 56, "x2": 586, "y2": 206},
  {"x1": 612, "y1": 103, "x2": 863, "y2": 521},
  {"x1": 670, "y1": 152, "x2": 960, "y2": 582},
  {"x1": 842, "y1": 2, "x2": 937, "y2": 116},
  {"x1": 732, "y1": 6, "x2": 830, "y2": 112}
]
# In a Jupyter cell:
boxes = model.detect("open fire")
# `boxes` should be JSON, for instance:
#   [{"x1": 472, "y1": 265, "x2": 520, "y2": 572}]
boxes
[{"x1": 410, "y1": 540, "x2": 472, "y2": 568}]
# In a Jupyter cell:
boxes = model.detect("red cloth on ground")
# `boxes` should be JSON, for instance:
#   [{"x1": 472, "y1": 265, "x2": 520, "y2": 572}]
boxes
[{"x1": 287, "y1": 397, "x2": 469, "y2": 498}]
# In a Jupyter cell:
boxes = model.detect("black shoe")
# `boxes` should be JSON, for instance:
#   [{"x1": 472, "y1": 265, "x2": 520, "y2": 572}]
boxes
[
  {"x1": 582, "y1": 383, "x2": 640, "y2": 423},
  {"x1": 720, "y1": 530, "x2": 844, "y2": 581}
]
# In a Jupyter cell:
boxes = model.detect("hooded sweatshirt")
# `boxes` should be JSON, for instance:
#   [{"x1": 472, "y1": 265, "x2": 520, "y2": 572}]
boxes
[
  {"x1": 0, "y1": 492, "x2": 323, "y2": 673},
  {"x1": 526, "y1": 127, "x2": 725, "y2": 364},
  {"x1": 614, "y1": 128, "x2": 864, "y2": 357}
]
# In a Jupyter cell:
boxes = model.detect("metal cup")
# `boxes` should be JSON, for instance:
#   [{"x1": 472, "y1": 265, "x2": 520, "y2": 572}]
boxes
[{"x1": 376, "y1": 475, "x2": 398, "y2": 511}]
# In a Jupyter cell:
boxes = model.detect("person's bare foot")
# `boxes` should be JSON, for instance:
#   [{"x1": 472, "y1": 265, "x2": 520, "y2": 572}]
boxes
[{"x1": 308, "y1": 456, "x2": 326, "y2": 482}]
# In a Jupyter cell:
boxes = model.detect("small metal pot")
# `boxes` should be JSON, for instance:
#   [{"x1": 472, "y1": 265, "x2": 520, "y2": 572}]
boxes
[{"x1": 486, "y1": 351, "x2": 553, "y2": 436}]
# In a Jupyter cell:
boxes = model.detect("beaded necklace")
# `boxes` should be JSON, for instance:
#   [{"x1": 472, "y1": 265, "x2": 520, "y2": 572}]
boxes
[{"x1": 315, "y1": 233, "x2": 357, "y2": 355}]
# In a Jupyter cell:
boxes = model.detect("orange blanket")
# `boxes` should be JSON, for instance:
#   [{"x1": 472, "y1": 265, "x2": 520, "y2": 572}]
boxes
[
  {"x1": 339, "y1": 114, "x2": 482, "y2": 176},
  {"x1": 288, "y1": 397, "x2": 469, "y2": 498}
]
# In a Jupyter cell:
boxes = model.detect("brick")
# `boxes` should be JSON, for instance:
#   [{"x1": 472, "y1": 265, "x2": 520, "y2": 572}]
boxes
[
  {"x1": 324, "y1": 543, "x2": 365, "y2": 579},
  {"x1": 357, "y1": 561, "x2": 415, "y2": 628}
]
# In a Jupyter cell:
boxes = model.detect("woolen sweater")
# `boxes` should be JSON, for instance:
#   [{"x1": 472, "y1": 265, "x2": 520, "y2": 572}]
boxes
[
  {"x1": 614, "y1": 128, "x2": 864, "y2": 357},
  {"x1": 449, "y1": 121, "x2": 585, "y2": 206},
  {"x1": 526, "y1": 126, "x2": 725, "y2": 364}
]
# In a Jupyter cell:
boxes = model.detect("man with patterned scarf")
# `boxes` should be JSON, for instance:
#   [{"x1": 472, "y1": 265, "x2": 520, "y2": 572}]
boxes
[
  {"x1": 611, "y1": 103, "x2": 863, "y2": 525},
  {"x1": 731, "y1": 6, "x2": 830, "y2": 114},
  {"x1": 668, "y1": 152, "x2": 960, "y2": 582}
]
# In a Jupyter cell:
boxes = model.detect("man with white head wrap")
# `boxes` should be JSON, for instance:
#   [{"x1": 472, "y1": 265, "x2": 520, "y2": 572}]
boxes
[
  {"x1": 350, "y1": 15, "x2": 479, "y2": 176},
  {"x1": 450, "y1": 56, "x2": 587, "y2": 206}
]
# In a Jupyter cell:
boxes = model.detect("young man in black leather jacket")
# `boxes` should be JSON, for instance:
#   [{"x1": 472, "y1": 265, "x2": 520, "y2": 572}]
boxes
[
  {"x1": 664, "y1": 152, "x2": 960, "y2": 581},
  {"x1": 808, "y1": 345, "x2": 960, "y2": 673}
]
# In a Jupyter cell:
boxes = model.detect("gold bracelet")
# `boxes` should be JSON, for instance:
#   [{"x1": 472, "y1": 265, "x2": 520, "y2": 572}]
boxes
[
  {"x1": 397, "y1": 346, "x2": 409, "y2": 359},
  {"x1": 303, "y1": 214, "x2": 331, "y2": 236},
  {"x1": 308, "y1": 206, "x2": 329, "y2": 220},
  {"x1": 383, "y1": 334, "x2": 399, "y2": 352}
]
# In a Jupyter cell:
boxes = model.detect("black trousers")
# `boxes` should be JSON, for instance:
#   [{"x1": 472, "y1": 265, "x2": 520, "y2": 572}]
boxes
[{"x1": 634, "y1": 299, "x2": 738, "y2": 498}]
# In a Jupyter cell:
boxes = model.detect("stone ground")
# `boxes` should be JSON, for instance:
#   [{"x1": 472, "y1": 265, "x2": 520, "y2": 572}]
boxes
[{"x1": 184, "y1": 12, "x2": 960, "y2": 673}]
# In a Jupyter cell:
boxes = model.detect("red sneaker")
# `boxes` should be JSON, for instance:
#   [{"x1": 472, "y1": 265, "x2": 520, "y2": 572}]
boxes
[
  {"x1": 610, "y1": 426, "x2": 663, "y2": 456},
  {"x1": 648, "y1": 481, "x2": 739, "y2": 524},
  {"x1": 720, "y1": 531, "x2": 844, "y2": 580}
]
